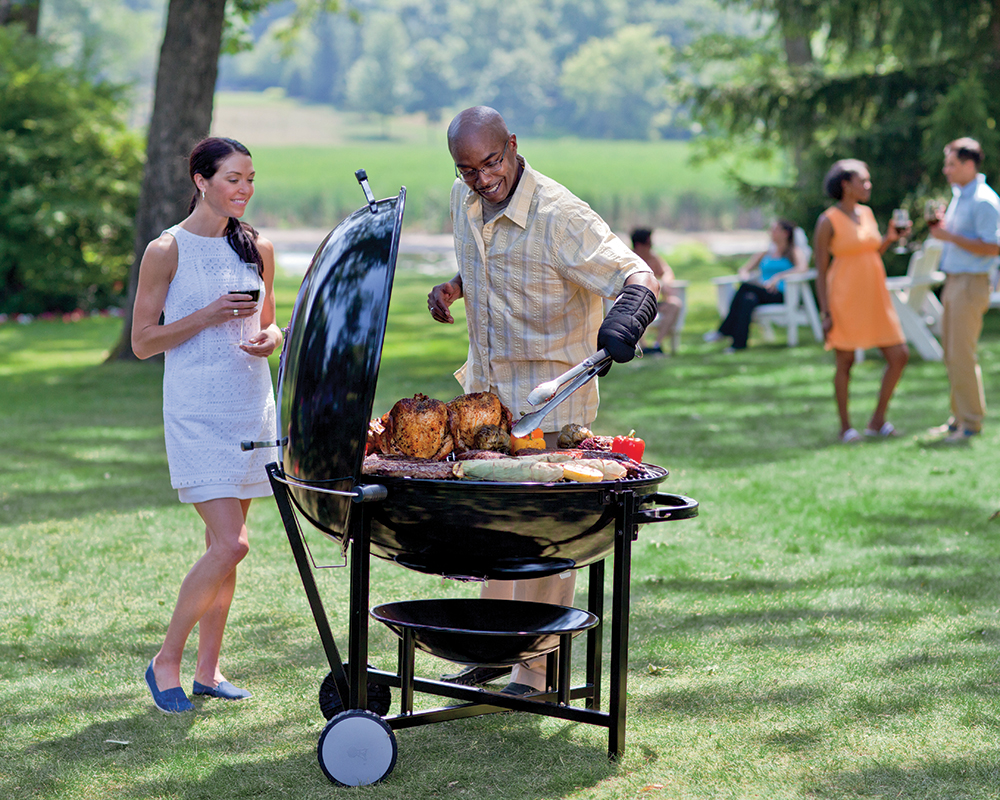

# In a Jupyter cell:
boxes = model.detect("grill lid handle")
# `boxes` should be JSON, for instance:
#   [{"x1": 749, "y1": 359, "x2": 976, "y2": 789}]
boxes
[{"x1": 355, "y1": 169, "x2": 378, "y2": 213}]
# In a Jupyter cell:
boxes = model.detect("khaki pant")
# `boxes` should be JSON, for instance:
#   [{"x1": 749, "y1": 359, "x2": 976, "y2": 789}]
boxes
[
  {"x1": 941, "y1": 272, "x2": 991, "y2": 432},
  {"x1": 474, "y1": 427, "x2": 577, "y2": 691},
  {"x1": 480, "y1": 571, "x2": 577, "y2": 690}
]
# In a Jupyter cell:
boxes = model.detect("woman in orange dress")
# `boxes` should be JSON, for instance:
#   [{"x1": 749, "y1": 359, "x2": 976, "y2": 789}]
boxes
[{"x1": 813, "y1": 159, "x2": 910, "y2": 443}]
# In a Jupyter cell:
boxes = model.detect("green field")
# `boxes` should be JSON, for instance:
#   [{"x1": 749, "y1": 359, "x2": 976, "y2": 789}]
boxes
[
  {"x1": 213, "y1": 92, "x2": 781, "y2": 233},
  {"x1": 3, "y1": 262, "x2": 1000, "y2": 799}
]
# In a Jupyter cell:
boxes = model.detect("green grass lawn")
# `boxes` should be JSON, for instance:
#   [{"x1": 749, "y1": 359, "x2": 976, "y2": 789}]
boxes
[{"x1": 2, "y1": 263, "x2": 1000, "y2": 799}]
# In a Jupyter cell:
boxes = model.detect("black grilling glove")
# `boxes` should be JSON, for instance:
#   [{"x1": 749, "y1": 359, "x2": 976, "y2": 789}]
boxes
[{"x1": 597, "y1": 284, "x2": 658, "y2": 374}]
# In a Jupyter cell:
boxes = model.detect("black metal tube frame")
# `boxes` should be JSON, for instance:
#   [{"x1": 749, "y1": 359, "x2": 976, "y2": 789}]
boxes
[{"x1": 267, "y1": 462, "x2": 643, "y2": 760}]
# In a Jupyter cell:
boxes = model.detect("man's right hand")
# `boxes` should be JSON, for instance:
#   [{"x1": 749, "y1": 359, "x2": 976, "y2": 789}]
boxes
[{"x1": 428, "y1": 277, "x2": 463, "y2": 324}]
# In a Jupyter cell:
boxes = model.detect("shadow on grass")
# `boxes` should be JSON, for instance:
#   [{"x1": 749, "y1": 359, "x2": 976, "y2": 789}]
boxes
[
  {"x1": 807, "y1": 750, "x2": 1000, "y2": 799},
  {"x1": 644, "y1": 680, "x2": 829, "y2": 718},
  {"x1": 6, "y1": 705, "x2": 615, "y2": 800}
]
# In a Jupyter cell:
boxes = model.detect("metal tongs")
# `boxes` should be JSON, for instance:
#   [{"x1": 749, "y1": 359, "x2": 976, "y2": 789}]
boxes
[{"x1": 511, "y1": 349, "x2": 612, "y2": 437}]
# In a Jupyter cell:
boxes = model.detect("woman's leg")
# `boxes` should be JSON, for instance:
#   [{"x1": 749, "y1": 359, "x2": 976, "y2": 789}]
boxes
[
  {"x1": 834, "y1": 349, "x2": 856, "y2": 434},
  {"x1": 151, "y1": 497, "x2": 251, "y2": 691},
  {"x1": 194, "y1": 497, "x2": 253, "y2": 686},
  {"x1": 719, "y1": 284, "x2": 776, "y2": 349},
  {"x1": 868, "y1": 343, "x2": 909, "y2": 431}
]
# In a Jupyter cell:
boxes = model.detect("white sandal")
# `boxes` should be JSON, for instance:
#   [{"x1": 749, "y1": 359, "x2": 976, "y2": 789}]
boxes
[
  {"x1": 840, "y1": 428, "x2": 863, "y2": 443},
  {"x1": 863, "y1": 422, "x2": 896, "y2": 437}
]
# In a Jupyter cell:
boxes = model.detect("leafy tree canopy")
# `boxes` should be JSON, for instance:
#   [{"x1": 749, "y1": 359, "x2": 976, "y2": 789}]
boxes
[{"x1": 0, "y1": 26, "x2": 142, "y2": 314}]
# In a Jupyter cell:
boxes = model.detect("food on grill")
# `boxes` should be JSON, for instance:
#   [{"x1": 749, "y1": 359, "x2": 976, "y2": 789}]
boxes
[
  {"x1": 371, "y1": 393, "x2": 455, "y2": 460},
  {"x1": 364, "y1": 394, "x2": 647, "y2": 481},
  {"x1": 562, "y1": 463, "x2": 604, "y2": 482},
  {"x1": 368, "y1": 391, "x2": 513, "y2": 460},
  {"x1": 448, "y1": 391, "x2": 513, "y2": 453},
  {"x1": 557, "y1": 423, "x2": 595, "y2": 449},
  {"x1": 472, "y1": 423, "x2": 511, "y2": 453},
  {"x1": 458, "y1": 455, "x2": 628, "y2": 483},
  {"x1": 577, "y1": 435, "x2": 615, "y2": 452},
  {"x1": 454, "y1": 449, "x2": 511, "y2": 460},
  {"x1": 610, "y1": 431, "x2": 645, "y2": 462},
  {"x1": 362, "y1": 454, "x2": 462, "y2": 479},
  {"x1": 511, "y1": 427, "x2": 545, "y2": 453},
  {"x1": 458, "y1": 458, "x2": 565, "y2": 483}
]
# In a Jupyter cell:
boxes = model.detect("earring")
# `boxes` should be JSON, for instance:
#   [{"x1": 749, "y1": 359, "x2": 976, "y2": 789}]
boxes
[{"x1": 201, "y1": 190, "x2": 205, "y2": 199}]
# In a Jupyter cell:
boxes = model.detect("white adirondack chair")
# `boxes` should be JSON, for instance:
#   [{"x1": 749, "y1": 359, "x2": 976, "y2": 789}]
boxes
[
  {"x1": 883, "y1": 241, "x2": 945, "y2": 361},
  {"x1": 712, "y1": 270, "x2": 824, "y2": 347}
]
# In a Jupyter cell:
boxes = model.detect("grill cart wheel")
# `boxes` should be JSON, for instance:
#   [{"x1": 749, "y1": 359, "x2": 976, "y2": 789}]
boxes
[
  {"x1": 319, "y1": 666, "x2": 392, "y2": 719},
  {"x1": 317, "y1": 709, "x2": 397, "y2": 786}
]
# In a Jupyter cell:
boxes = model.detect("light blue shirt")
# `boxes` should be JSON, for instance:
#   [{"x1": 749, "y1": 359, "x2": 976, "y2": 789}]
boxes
[{"x1": 940, "y1": 173, "x2": 1000, "y2": 274}]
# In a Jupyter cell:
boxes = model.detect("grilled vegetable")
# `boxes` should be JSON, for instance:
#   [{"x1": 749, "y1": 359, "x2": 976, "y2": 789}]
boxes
[
  {"x1": 510, "y1": 427, "x2": 546, "y2": 452},
  {"x1": 473, "y1": 424, "x2": 511, "y2": 453},
  {"x1": 458, "y1": 458, "x2": 564, "y2": 483},
  {"x1": 611, "y1": 431, "x2": 645, "y2": 462},
  {"x1": 557, "y1": 423, "x2": 594, "y2": 449}
]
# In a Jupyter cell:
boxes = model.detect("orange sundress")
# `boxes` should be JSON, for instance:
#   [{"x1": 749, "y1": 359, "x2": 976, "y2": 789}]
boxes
[{"x1": 823, "y1": 204, "x2": 905, "y2": 351}]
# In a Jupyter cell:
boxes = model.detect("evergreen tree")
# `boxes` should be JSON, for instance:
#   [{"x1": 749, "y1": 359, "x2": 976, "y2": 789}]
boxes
[{"x1": 681, "y1": 0, "x2": 1000, "y2": 235}]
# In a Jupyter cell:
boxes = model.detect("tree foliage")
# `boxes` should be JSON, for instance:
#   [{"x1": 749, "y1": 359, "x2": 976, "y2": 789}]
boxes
[
  {"x1": 681, "y1": 0, "x2": 1000, "y2": 231},
  {"x1": 560, "y1": 24, "x2": 672, "y2": 139},
  {"x1": 0, "y1": 26, "x2": 141, "y2": 314},
  {"x1": 217, "y1": 0, "x2": 751, "y2": 138}
]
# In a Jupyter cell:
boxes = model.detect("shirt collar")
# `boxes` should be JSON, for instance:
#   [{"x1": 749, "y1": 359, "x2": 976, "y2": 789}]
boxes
[
  {"x1": 953, "y1": 172, "x2": 986, "y2": 198},
  {"x1": 462, "y1": 156, "x2": 534, "y2": 230}
]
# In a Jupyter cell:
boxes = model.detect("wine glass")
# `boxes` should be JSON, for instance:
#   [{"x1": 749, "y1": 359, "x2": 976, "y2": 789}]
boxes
[
  {"x1": 924, "y1": 199, "x2": 944, "y2": 229},
  {"x1": 229, "y1": 287, "x2": 260, "y2": 346},
  {"x1": 891, "y1": 208, "x2": 911, "y2": 254}
]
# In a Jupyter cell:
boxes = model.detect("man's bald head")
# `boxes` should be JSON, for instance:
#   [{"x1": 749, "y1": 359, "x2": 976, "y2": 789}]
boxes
[
  {"x1": 447, "y1": 106, "x2": 520, "y2": 202},
  {"x1": 447, "y1": 106, "x2": 510, "y2": 154}
]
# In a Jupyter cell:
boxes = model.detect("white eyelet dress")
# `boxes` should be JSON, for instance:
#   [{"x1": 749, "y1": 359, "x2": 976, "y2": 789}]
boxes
[{"x1": 161, "y1": 225, "x2": 277, "y2": 503}]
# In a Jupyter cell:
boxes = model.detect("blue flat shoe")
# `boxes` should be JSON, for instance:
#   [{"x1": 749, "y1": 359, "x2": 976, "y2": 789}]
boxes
[
  {"x1": 145, "y1": 661, "x2": 193, "y2": 714},
  {"x1": 192, "y1": 679, "x2": 252, "y2": 700}
]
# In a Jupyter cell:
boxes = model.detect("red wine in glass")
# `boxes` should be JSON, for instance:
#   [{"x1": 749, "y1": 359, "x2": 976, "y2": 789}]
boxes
[{"x1": 229, "y1": 288, "x2": 260, "y2": 344}]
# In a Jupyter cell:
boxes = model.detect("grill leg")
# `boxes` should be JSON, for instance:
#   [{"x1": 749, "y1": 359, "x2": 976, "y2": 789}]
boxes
[
  {"x1": 608, "y1": 489, "x2": 636, "y2": 760},
  {"x1": 557, "y1": 633, "x2": 572, "y2": 705},
  {"x1": 267, "y1": 463, "x2": 350, "y2": 709},
  {"x1": 348, "y1": 503, "x2": 372, "y2": 712},
  {"x1": 399, "y1": 629, "x2": 414, "y2": 715},
  {"x1": 586, "y1": 560, "x2": 604, "y2": 710}
]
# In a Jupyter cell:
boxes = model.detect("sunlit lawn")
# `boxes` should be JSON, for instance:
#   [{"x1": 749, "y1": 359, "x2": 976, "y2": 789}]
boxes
[{"x1": 2, "y1": 262, "x2": 1000, "y2": 799}]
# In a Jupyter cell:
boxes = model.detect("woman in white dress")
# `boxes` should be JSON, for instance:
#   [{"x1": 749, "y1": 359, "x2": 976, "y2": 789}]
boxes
[{"x1": 132, "y1": 137, "x2": 283, "y2": 713}]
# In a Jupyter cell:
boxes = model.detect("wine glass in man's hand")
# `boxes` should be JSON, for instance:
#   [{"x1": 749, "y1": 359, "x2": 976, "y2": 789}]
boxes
[{"x1": 924, "y1": 200, "x2": 944, "y2": 228}]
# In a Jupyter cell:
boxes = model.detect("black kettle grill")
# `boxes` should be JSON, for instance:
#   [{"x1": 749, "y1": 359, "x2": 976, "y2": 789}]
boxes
[{"x1": 263, "y1": 172, "x2": 698, "y2": 786}]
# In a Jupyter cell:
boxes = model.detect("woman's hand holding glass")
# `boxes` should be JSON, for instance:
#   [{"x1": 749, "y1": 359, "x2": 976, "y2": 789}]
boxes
[
  {"x1": 226, "y1": 288, "x2": 260, "y2": 347},
  {"x1": 891, "y1": 208, "x2": 912, "y2": 254}
]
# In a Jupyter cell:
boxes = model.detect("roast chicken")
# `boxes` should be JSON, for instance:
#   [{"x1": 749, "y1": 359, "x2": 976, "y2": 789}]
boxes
[
  {"x1": 447, "y1": 391, "x2": 513, "y2": 453},
  {"x1": 367, "y1": 391, "x2": 513, "y2": 461},
  {"x1": 370, "y1": 393, "x2": 455, "y2": 460}
]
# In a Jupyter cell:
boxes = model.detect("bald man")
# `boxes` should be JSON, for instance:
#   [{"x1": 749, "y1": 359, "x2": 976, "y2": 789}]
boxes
[{"x1": 428, "y1": 106, "x2": 658, "y2": 695}]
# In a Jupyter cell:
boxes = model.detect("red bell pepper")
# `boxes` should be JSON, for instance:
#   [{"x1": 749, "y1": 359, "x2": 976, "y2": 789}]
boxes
[{"x1": 611, "y1": 430, "x2": 645, "y2": 462}]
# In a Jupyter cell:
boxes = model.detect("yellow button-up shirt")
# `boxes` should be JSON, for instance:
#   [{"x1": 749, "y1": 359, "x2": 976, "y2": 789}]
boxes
[{"x1": 451, "y1": 158, "x2": 651, "y2": 430}]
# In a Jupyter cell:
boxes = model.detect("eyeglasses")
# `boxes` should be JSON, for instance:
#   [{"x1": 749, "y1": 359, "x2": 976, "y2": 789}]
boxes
[{"x1": 455, "y1": 139, "x2": 509, "y2": 182}]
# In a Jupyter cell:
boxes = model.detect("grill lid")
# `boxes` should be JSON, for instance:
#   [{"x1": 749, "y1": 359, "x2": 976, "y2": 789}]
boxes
[{"x1": 277, "y1": 176, "x2": 406, "y2": 538}]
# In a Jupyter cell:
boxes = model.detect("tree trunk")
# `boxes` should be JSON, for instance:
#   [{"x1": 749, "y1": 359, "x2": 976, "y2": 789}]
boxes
[
  {"x1": 778, "y1": 5, "x2": 815, "y2": 194},
  {"x1": 0, "y1": 1, "x2": 40, "y2": 34},
  {"x1": 107, "y1": 0, "x2": 228, "y2": 361}
]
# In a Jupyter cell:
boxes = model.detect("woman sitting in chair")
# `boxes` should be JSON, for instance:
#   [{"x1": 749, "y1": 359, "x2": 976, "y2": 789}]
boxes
[{"x1": 705, "y1": 219, "x2": 809, "y2": 351}]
